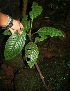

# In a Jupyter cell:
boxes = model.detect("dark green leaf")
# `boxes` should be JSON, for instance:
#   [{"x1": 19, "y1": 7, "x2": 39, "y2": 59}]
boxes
[
  {"x1": 4, "y1": 31, "x2": 26, "y2": 60},
  {"x1": 34, "y1": 37, "x2": 40, "y2": 43},
  {"x1": 37, "y1": 27, "x2": 64, "y2": 37},
  {"x1": 3, "y1": 30, "x2": 11, "y2": 35},
  {"x1": 25, "y1": 42, "x2": 39, "y2": 68},
  {"x1": 29, "y1": 2, "x2": 43, "y2": 20},
  {"x1": 35, "y1": 36, "x2": 47, "y2": 43},
  {"x1": 21, "y1": 15, "x2": 30, "y2": 31}
]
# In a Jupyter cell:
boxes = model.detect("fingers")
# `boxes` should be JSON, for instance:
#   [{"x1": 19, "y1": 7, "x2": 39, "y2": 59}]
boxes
[
  {"x1": 9, "y1": 28, "x2": 22, "y2": 34},
  {"x1": 9, "y1": 28, "x2": 15, "y2": 34},
  {"x1": 9, "y1": 22, "x2": 23, "y2": 34},
  {"x1": 17, "y1": 29, "x2": 22, "y2": 34},
  {"x1": 20, "y1": 23, "x2": 23, "y2": 28}
]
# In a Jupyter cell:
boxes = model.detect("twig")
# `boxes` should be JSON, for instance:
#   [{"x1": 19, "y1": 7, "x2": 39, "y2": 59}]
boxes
[{"x1": 35, "y1": 62, "x2": 50, "y2": 91}]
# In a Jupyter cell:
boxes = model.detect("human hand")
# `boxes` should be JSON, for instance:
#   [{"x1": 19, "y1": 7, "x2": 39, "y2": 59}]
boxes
[
  {"x1": 0, "y1": 12, "x2": 23, "y2": 34},
  {"x1": 9, "y1": 19, "x2": 23, "y2": 34}
]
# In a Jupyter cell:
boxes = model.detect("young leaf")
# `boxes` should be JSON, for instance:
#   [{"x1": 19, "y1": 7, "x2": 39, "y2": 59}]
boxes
[
  {"x1": 4, "y1": 31, "x2": 26, "y2": 60},
  {"x1": 21, "y1": 15, "x2": 30, "y2": 31},
  {"x1": 3, "y1": 30, "x2": 11, "y2": 35},
  {"x1": 37, "y1": 27, "x2": 64, "y2": 37},
  {"x1": 35, "y1": 36, "x2": 47, "y2": 43},
  {"x1": 25, "y1": 42, "x2": 39, "y2": 68},
  {"x1": 29, "y1": 2, "x2": 43, "y2": 20},
  {"x1": 34, "y1": 37, "x2": 40, "y2": 43}
]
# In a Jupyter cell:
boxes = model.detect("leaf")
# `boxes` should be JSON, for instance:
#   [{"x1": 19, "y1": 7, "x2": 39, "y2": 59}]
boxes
[
  {"x1": 3, "y1": 30, "x2": 11, "y2": 35},
  {"x1": 21, "y1": 15, "x2": 30, "y2": 31},
  {"x1": 66, "y1": 60, "x2": 70, "y2": 67},
  {"x1": 4, "y1": 31, "x2": 26, "y2": 60},
  {"x1": 37, "y1": 27, "x2": 64, "y2": 37},
  {"x1": 21, "y1": 28, "x2": 27, "y2": 33},
  {"x1": 29, "y1": 2, "x2": 43, "y2": 20},
  {"x1": 34, "y1": 37, "x2": 40, "y2": 43},
  {"x1": 35, "y1": 36, "x2": 47, "y2": 43},
  {"x1": 25, "y1": 42, "x2": 39, "y2": 68}
]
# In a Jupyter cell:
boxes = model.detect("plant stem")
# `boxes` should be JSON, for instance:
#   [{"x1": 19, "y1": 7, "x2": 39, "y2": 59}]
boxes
[
  {"x1": 28, "y1": 20, "x2": 33, "y2": 41},
  {"x1": 29, "y1": 28, "x2": 32, "y2": 41},
  {"x1": 35, "y1": 62, "x2": 50, "y2": 91},
  {"x1": 31, "y1": 31, "x2": 38, "y2": 37},
  {"x1": 31, "y1": 20, "x2": 33, "y2": 29}
]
